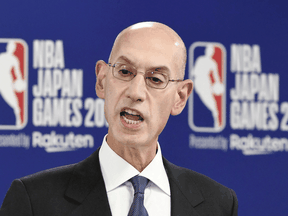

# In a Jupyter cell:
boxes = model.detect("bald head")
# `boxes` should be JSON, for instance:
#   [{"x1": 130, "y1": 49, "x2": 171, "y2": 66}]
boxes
[{"x1": 109, "y1": 22, "x2": 187, "y2": 79}]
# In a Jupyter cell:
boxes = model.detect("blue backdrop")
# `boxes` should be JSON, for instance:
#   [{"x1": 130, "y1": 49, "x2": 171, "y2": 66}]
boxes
[{"x1": 1, "y1": 1, "x2": 288, "y2": 215}]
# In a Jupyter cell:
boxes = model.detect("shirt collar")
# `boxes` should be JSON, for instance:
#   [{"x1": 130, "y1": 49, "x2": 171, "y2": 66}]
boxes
[{"x1": 99, "y1": 134, "x2": 170, "y2": 196}]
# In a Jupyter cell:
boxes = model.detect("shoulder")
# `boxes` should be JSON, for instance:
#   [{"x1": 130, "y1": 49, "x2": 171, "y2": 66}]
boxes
[
  {"x1": 1, "y1": 163, "x2": 78, "y2": 215},
  {"x1": 164, "y1": 157, "x2": 231, "y2": 191},
  {"x1": 19, "y1": 149, "x2": 100, "y2": 195},
  {"x1": 163, "y1": 157, "x2": 238, "y2": 214},
  {"x1": 3, "y1": 163, "x2": 79, "y2": 210},
  {"x1": 1, "y1": 150, "x2": 102, "y2": 215},
  {"x1": 20, "y1": 149, "x2": 100, "y2": 187},
  {"x1": 20, "y1": 163, "x2": 76, "y2": 190}
]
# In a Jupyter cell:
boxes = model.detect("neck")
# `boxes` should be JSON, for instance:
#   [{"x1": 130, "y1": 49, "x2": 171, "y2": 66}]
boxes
[{"x1": 106, "y1": 135, "x2": 157, "y2": 172}]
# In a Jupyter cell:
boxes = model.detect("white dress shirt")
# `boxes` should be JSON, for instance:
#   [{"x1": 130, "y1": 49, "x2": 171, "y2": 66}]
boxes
[{"x1": 99, "y1": 135, "x2": 171, "y2": 216}]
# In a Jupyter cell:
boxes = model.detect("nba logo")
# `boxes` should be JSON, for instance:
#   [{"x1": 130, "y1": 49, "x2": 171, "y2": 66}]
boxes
[
  {"x1": 188, "y1": 42, "x2": 226, "y2": 132},
  {"x1": 0, "y1": 39, "x2": 28, "y2": 130}
]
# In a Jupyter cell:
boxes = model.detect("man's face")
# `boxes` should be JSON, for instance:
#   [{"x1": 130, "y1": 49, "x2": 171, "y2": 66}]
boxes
[{"x1": 102, "y1": 28, "x2": 182, "y2": 149}]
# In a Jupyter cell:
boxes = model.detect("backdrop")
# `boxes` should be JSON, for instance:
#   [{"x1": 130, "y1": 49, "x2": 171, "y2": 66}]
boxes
[{"x1": 0, "y1": 1, "x2": 287, "y2": 215}]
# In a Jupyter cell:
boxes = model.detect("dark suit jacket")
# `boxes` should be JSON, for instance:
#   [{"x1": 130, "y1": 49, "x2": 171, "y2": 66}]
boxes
[{"x1": 0, "y1": 148, "x2": 238, "y2": 216}]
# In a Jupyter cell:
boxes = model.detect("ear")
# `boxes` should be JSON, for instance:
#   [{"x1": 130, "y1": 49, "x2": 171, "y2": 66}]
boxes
[
  {"x1": 95, "y1": 60, "x2": 107, "y2": 99},
  {"x1": 171, "y1": 79, "x2": 193, "y2": 116}
]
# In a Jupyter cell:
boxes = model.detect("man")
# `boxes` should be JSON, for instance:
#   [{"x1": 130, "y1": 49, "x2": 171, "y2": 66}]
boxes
[
  {"x1": 192, "y1": 44, "x2": 224, "y2": 129},
  {"x1": 0, "y1": 22, "x2": 238, "y2": 216},
  {"x1": 0, "y1": 41, "x2": 26, "y2": 127}
]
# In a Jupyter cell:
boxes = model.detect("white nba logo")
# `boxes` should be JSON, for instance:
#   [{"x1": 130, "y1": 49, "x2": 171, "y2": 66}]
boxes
[
  {"x1": 188, "y1": 42, "x2": 226, "y2": 132},
  {"x1": 0, "y1": 39, "x2": 28, "y2": 130}
]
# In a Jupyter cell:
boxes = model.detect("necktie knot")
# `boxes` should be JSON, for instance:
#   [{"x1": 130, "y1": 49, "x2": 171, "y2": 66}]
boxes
[{"x1": 129, "y1": 175, "x2": 149, "y2": 194}]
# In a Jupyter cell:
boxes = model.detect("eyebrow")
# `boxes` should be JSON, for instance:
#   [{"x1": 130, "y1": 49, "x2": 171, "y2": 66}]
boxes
[
  {"x1": 116, "y1": 56, "x2": 134, "y2": 65},
  {"x1": 115, "y1": 55, "x2": 171, "y2": 75}
]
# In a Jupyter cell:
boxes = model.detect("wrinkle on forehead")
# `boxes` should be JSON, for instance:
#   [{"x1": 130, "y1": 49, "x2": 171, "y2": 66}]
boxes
[{"x1": 109, "y1": 22, "x2": 186, "y2": 78}]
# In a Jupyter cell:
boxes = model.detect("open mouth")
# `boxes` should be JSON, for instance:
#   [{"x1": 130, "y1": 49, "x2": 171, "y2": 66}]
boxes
[{"x1": 120, "y1": 108, "x2": 144, "y2": 125}]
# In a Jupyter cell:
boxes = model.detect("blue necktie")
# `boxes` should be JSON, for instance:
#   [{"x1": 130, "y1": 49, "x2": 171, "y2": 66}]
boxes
[{"x1": 128, "y1": 175, "x2": 149, "y2": 216}]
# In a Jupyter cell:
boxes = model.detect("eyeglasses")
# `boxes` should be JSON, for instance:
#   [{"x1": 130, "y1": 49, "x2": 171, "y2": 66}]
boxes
[{"x1": 108, "y1": 63, "x2": 183, "y2": 89}]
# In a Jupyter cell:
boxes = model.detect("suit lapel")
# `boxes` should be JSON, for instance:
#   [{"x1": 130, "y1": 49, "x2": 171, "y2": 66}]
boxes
[
  {"x1": 62, "y1": 148, "x2": 205, "y2": 216},
  {"x1": 65, "y1": 148, "x2": 112, "y2": 216},
  {"x1": 163, "y1": 157, "x2": 204, "y2": 216}
]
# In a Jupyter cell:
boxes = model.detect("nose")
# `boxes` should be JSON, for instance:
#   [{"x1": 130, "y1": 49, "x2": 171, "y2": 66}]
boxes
[{"x1": 125, "y1": 72, "x2": 146, "y2": 102}]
